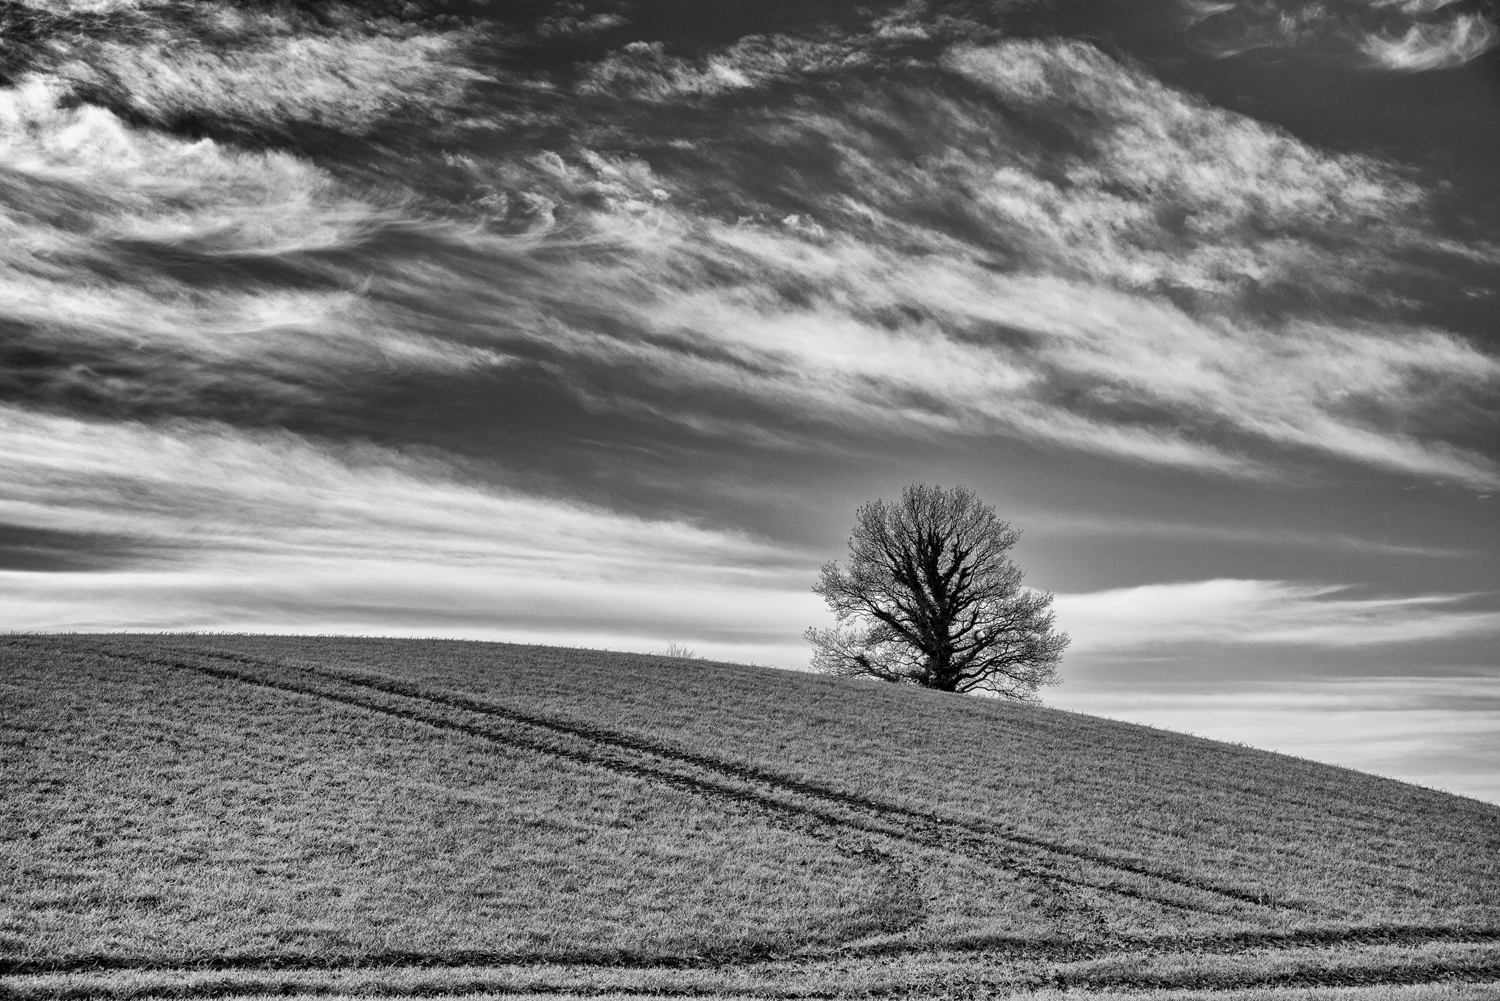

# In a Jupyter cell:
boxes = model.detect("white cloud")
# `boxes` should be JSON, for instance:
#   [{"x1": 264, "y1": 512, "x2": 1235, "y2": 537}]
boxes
[
  {"x1": 0, "y1": 405, "x2": 802, "y2": 579},
  {"x1": 1369, "y1": 0, "x2": 1465, "y2": 14},
  {"x1": 1360, "y1": 12, "x2": 1500, "y2": 69},
  {"x1": 0, "y1": 405, "x2": 819, "y2": 660},
  {"x1": 536, "y1": 9, "x2": 628, "y2": 39},
  {"x1": 54, "y1": 30, "x2": 486, "y2": 134},
  {"x1": 463, "y1": 179, "x2": 1497, "y2": 483},
  {"x1": 10, "y1": 0, "x2": 155, "y2": 11},
  {"x1": 941, "y1": 40, "x2": 1425, "y2": 293},
  {"x1": 1181, "y1": 0, "x2": 1499, "y2": 70},
  {"x1": 0, "y1": 567, "x2": 819, "y2": 665},
  {"x1": 0, "y1": 77, "x2": 510, "y2": 399},
  {"x1": 0, "y1": 77, "x2": 378, "y2": 255},
  {"x1": 424, "y1": 39, "x2": 1500, "y2": 486},
  {"x1": 577, "y1": 33, "x2": 878, "y2": 100},
  {"x1": 1055, "y1": 578, "x2": 1500, "y2": 653},
  {"x1": 12, "y1": 0, "x2": 488, "y2": 136},
  {"x1": 1181, "y1": 0, "x2": 1239, "y2": 25},
  {"x1": 8, "y1": 26, "x2": 1497, "y2": 488}
]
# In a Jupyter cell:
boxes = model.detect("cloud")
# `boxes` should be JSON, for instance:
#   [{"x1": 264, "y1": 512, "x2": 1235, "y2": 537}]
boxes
[
  {"x1": 1055, "y1": 578, "x2": 1500, "y2": 653},
  {"x1": 577, "y1": 35, "x2": 876, "y2": 100},
  {"x1": 0, "y1": 565, "x2": 818, "y2": 664},
  {"x1": 684, "y1": 259, "x2": 1495, "y2": 483},
  {"x1": 940, "y1": 40, "x2": 1429, "y2": 294},
  {"x1": 1, "y1": 1, "x2": 1496, "y2": 667},
  {"x1": 53, "y1": 29, "x2": 486, "y2": 136},
  {"x1": 568, "y1": 3, "x2": 999, "y2": 101},
  {"x1": 0, "y1": 76, "x2": 514, "y2": 417},
  {"x1": 0, "y1": 405, "x2": 818, "y2": 660},
  {"x1": 0, "y1": 77, "x2": 378, "y2": 254},
  {"x1": 536, "y1": 10, "x2": 628, "y2": 39},
  {"x1": 1024, "y1": 514, "x2": 1479, "y2": 559},
  {"x1": 6, "y1": 20, "x2": 1497, "y2": 490},
  {"x1": 1360, "y1": 12, "x2": 1500, "y2": 68},
  {"x1": 0, "y1": 567, "x2": 819, "y2": 666},
  {"x1": 9, "y1": 0, "x2": 155, "y2": 12},
  {"x1": 586, "y1": 33, "x2": 1438, "y2": 296},
  {"x1": 1182, "y1": 0, "x2": 1500, "y2": 70},
  {"x1": 463, "y1": 38, "x2": 1496, "y2": 485},
  {"x1": 0, "y1": 405, "x2": 802, "y2": 577},
  {"x1": 428, "y1": 151, "x2": 1496, "y2": 483},
  {"x1": 1370, "y1": 0, "x2": 1466, "y2": 14}
]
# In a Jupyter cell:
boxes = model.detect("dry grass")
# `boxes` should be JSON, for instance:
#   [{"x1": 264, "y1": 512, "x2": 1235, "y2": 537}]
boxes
[
  {"x1": 3, "y1": 633, "x2": 1499, "y2": 999},
  {"x1": 0, "y1": 643, "x2": 910, "y2": 968},
  {"x1": 169, "y1": 633, "x2": 1500, "y2": 924}
]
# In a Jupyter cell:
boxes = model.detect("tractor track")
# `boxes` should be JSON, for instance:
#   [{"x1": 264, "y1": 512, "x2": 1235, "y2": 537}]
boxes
[
  {"x1": 4, "y1": 941, "x2": 1500, "y2": 996},
  {"x1": 7, "y1": 969, "x2": 1500, "y2": 1000},
  {"x1": 102, "y1": 639, "x2": 1302, "y2": 919},
  {"x1": 92, "y1": 645, "x2": 1131, "y2": 915},
  {"x1": 184, "y1": 649, "x2": 1269, "y2": 905},
  {"x1": 7, "y1": 922, "x2": 1498, "y2": 978},
  {"x1": 6, "y1": 636, "x2": 1499, "y2": 995}
]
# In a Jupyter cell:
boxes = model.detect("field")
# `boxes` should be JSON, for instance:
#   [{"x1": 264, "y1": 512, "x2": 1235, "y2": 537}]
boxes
[{"x1": 3, "y1": 633, "x2": 1499, "y2": 1000}]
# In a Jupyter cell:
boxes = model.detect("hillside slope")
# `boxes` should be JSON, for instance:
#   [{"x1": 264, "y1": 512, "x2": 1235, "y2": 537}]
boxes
[{"x1": 3, "y1": 633, "x2": 1499, "y2": 999}]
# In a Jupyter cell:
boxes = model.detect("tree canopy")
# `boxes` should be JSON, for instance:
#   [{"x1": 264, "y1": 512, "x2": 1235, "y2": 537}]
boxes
[{"x1": 805, "y1": 484, "x2": 1068, "y2": 700}]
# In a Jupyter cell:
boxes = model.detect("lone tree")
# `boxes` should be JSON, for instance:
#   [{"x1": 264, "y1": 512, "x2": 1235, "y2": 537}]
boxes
[{"x1": 805, "y1": 484, "x2": 1068, "y2": 701}]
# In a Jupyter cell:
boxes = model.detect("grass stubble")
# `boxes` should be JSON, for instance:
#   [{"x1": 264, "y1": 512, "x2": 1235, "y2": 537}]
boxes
[{"x1": 2, "y1": 634, "x2": 1498, "y2": 1000}]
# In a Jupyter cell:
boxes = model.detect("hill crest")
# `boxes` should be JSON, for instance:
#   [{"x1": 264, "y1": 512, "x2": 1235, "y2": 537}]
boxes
[{"x1": 3, "y1": 633, "x2": 1499, "y2": 997}]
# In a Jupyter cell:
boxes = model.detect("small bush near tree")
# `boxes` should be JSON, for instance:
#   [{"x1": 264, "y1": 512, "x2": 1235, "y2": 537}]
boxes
[{"x1": 806, "y1": 483, "x2": 1068, "y2": 701}]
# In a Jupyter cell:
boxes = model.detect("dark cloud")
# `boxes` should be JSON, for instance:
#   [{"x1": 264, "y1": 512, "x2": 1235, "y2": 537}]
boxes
[{"x1": 0, "y1": 522, "x2": 149, "y2": 572}]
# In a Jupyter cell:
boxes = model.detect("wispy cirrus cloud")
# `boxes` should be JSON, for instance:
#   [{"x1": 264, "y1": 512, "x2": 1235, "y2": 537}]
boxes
[
  {"x1": 9, "y1": 23, "x2": 1493, "y2": 487},
  {"x1": 1182, "y1": 0, "x2": 1500, "y2": 70},
  {"x1": 0, "y1": 76, "x2": 512, "y2": 419},
  {"x1": 535, "y1": 5, "x2": 627, "y2": 40},
  {"x1": 437, "y1": 36, "x2": 1495, "y2": 484},
  {"x1": 1360, "y1": 11, "x2": 1500, "y2": 68},
  {"x1": 0, "y1": 404, "x2": 815, "y2": 660},
  {"x1": 940, "y1": 40, "x2": 1427, "y2": 295},
  {"x1": 577, "y1": 34, "x2": 880, "y2": 100},
  {"x1": 53, "y1": 27, "x2": 487, "y2": 136},
  {"x1": 1055, "y1": 578, "x2": 1500, "y2": 654},
  {"x1": 0, "y1": 405, "x2": 800, "y2": 578},
  {"x1": 409, "y1": 137, "x2": 1496, "y2": 484},
  {"x1": 7, "y1": 0, "x2": 1498, "y2": 477},
  {"x1": 0, "y1": 78, "x2": 376, "y2": 254},
  {"x1": 1025, "y1": 514, "x2": 1479, "y2": 559}
]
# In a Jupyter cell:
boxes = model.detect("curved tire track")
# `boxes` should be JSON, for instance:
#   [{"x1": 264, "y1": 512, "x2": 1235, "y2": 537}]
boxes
[{"x1": 142, "y1": 642, "x2": 1299, "y2": 918}]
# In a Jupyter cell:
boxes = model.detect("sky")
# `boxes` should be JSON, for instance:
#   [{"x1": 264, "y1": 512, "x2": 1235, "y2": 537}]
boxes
[{"x1": 1, "y1": 0, "x2": 1497, "y2": 801}]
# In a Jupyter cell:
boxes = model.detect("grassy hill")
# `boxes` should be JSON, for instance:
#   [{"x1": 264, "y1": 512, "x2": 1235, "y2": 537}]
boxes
[{"x1": 3, "y1": 633, "x2": 1499, "y2": 1000}]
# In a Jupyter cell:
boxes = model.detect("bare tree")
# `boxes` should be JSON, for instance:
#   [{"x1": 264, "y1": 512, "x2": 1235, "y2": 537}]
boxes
[{"x1": 805, "y1": 484, "x2": 1068, "y2": 701}]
